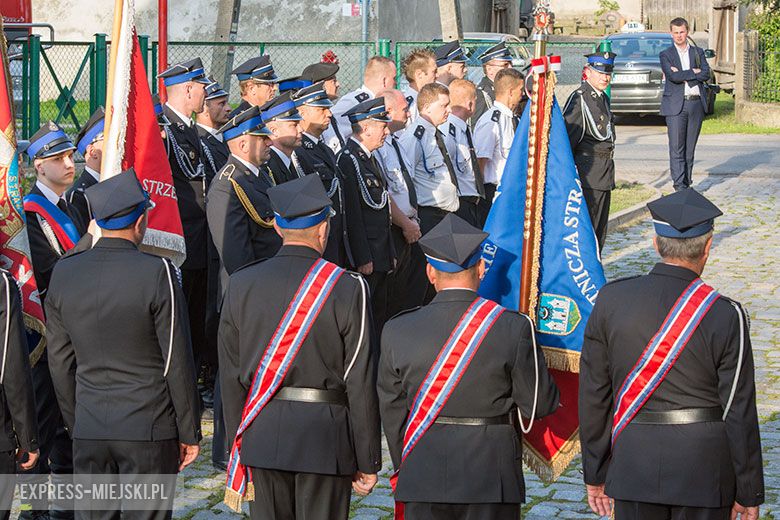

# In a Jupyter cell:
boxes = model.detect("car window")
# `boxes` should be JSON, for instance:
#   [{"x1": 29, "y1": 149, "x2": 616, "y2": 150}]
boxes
[{"x1": 611, "y1": 37, "x2": 671, "y2": 59}]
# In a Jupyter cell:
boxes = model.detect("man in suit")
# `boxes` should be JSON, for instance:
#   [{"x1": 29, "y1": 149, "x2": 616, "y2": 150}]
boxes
[
  {"x1": 158, "y1": 58, "x2": 211, "y2": 372},
  {"x1": 67, "y1": 107, "x2": 104, "y2": 223},
  {"x1": 338, "y1": 98, "x2": 395, "y2": 331},
  {"x1": 196, "y1": 77, "x2": 231, "y2": 183},
  {"x1": 292, "y1": 82, "x2": 353, "y2": 267},
  {"x1": 229, "y1": 55, "x2": 278, "y2": 118},
  {"x1": 579, "y1": 189, "x2": 764, "y2": 520},
  {"x1": 563, "y1": 52, "x2": 617, "y2": 251},
  {"x1": 473, "y1": 42, "x2": 513, "y2": 124},
  {"x1": 659, "y1": 17, "x2": 712, "y2": 191},
  {"x1": 262, "y1": 93, "x2": 304, "y2": 184},
  {"x1": 0, "y1": 267, "x2": 40, "y2": 517},
  {"x1": 22, "y1": 124, "x2": 85, "y2": 519},
  {"x1": 379, "y1": 214, "x2": 559, "y2": 520},
  {"x1": 207, "y1": 106, "x2": 281, "y2": 303},
  {"x1": 47, "y1": 169, "x2": 201, "y2": 518},
  {"x1": 219, "y1": 174, "x2": 381, "y2": 519},
  {"x1": 323, "y1": 56, "x2": 396, "y2": 153},
  {"x1": 434, "y1": 41, "x2": 467, "y2": 86}
]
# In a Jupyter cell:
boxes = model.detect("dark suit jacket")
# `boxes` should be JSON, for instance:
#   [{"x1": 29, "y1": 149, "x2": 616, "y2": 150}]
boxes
[
  {"x1": 197, "y1": 126, "x2": 230, "y2": 185},
  {"x1": 206, "y1": 155, "x2": 282, "y2": 302},
  {"x1": 228, "y1": 99, "x2": 252, "y2": 119},
  {"x1": 25, "y1": 184, "x2": 86, "y2": 306},
  {"x1": 66, "y1": 167, "x2": 99, "y2": 224},
  {"x1": 337, "y1": 139, "x2": 394, "y2": 272},
  {"x1": 45, "y1": 238, "x2": 201, "y2": 445},
  {"x1": 162, "y1": 105, "x2": 208, "y2": 270},
  {"x1": 378, "y1": 289, "x2": 559, "y2": 504},
  {"x1": 294, "y1": 134, "x2": 353, "y2": 267},
  {"x1": 580, "y1": 263, "x2": 764, "y2": 508},
  {"x1": 659, "y1": 45, "x2": 711, "y2": 116},
  {"x1": 264, "y1": 149, "x2": 300, "y2": 185},
  {"x1": 0, "y1": 270, "x2": 38, "y2": 453},
  {"x1": 218, "y1": 245, "x2": 382, "y2": 476}
]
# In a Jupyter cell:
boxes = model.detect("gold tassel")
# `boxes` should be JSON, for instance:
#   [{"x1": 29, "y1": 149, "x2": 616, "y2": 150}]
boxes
[
  {"x1": 245, "y1": 481, "x2": 255, "y2": 502},
  {"x1": 542, "y1": 347, "x2": 581, "y2": 373},
  {"x1": 222, "y1": 487, "x2": 243, "y2": 513},
  {"x1": 522, "y1": 428, "x2": 581, "y2": 483}
]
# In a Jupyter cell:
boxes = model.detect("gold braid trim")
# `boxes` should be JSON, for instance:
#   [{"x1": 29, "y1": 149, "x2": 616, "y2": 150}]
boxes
[
  {"x1": 229, "y1": 178, "x2": 275, "y2": 229},
  {"x1": 542, "y1": 345, "x2": 581, "y2": 373},
  {"x1": 528, "y1": 69, "x2": 557, "y2": 323},
  {"x1": 522, "y1": 426, "x2": 581, "y2": 483}
]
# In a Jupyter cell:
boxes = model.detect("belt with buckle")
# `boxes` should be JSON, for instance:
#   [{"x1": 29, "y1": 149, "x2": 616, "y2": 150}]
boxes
[
  {"x1": 633, "y1": 407, "x2": 722, "y2": 425},
  {"x1": 434, "y1": 414, "x2": 511, "y2": 426},
  {"x1": 684, "y1": 94, "x2": 701, "y2": 101},
  {"x1": 274, "y1": 387, "x2": 348, "y2": 406}
]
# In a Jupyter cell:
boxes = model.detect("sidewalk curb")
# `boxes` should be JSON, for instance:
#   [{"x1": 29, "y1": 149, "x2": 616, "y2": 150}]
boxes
[{"x1": 607, "y1": 184, "x2": 662, "y2": 232}]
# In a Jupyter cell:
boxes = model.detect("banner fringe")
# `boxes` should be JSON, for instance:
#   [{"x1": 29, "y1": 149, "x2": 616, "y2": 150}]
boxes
[
  {"x1": 542, "y1": 346, "x2": 581, "y2": 373},
  {"x1": 523, "y1": 428, "x2": 581, "y2": 483},
  {"x1": 223, "y1": 482, "x2": 254, "y2": 513},
  {"x1": 140, "y1": 230, "x2": 187, "y2": 267}
]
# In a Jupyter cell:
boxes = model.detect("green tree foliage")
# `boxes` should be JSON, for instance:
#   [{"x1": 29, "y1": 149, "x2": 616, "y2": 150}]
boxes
[{"x1": 595, "y1": 0, "x2": 620, "y2": 17}]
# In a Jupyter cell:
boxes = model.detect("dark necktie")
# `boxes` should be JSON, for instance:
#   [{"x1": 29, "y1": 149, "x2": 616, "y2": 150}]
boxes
[
  {"x1": 391, "y1": 136, "x2": 418, "y2": 209},
  {"x1": 464, "y1": 126, "x2": 486, "y2": 198},
  {"x1": 330, "y1": 116, "x2": 346, "y2": 148},
  {"x1": 512, "y1": 115, "x2": 520, "y2": 131},
  {"x1": 434, "y1": 130, "x2": 460, "y2": 193}
]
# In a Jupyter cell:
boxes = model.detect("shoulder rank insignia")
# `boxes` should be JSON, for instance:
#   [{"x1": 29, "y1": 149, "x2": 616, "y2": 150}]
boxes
[
  {"x1": 219, "y1": 163, "x2": 236, "y2": 180},
  {"x1": 406, "y1": 95, "x2": 414, "y2": 105},
  {"x1": 448, "y1": 123, "x2": 456, "y2": 137},
  {"x1": 355, "y1": 92, "x2": 370, "y2": 103},
  {"x1": 303, "y1": 139, "x2": 314, "y2": 149},
  {"x1": 491, "y1": 110, "x2": 501, "y2": 123},
  {"x1": 414, "y1": 125, "x2": 425, "y2": 140}
]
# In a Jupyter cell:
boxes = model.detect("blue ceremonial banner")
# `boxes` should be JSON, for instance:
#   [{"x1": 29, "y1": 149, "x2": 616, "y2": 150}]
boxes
[{"x1": 479, "y1": 97, "x2": 606, "y2": 364}]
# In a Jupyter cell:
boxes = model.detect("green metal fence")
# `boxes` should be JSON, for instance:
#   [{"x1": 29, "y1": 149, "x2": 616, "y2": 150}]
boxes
[{"x1": 744, "y1": 31, "x2": 780, "y2": 103}]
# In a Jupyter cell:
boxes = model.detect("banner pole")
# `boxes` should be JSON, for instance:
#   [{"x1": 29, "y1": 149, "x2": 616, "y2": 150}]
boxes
[
  {"x1": 157, "y1": 0, "x2": 168, "y2": 101},
  {"x1": 100, "y1": 0, "x2": 125, "y2": 177}
]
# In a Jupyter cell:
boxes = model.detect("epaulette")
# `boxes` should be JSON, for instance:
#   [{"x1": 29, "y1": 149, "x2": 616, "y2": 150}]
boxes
[
  {"x1": 718, "y1": 294, "x2": 751, "y2": 330},
  {"x1": 233, "y1": 256, "x2": 270, "y2": 274},
  {"x1": 387, "y1": 306, "x2": 422, "y2": 322},
  {"x1": 448, "y1": 123, "x2": 456, "y2": 137},
  {"x1": 218, "y1": 163, "x2": 236, "y2": 180},
  {"x1": 355, "y1": 92, "x2": 370, "y2": 103},
  {"x1": 405, "y1": 95, "x2": 414, "y2": 105},
  {"x1": 491, "y1": 110, "x2": 501, "y2": 123},
  {"x1": 413, "y1": 125, "x2": 425, "y2": 140}
]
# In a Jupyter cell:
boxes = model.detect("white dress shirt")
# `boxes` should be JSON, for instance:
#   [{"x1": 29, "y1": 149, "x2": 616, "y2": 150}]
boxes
[
  {"x1": 376, "y1": 133, "x2": 415, "y2": 218},
  {"x1": 197, "y1": 122, "x2": 223, "y2": 142},
  {"x1": 473, "y1": 100, "x2": 515, "y2": 185},
  {"x1": 232, "y1": 154, "x2": 260, "y2": 176},
  {"x1": 36, "y1": 180, "x2": 66, "y2": 206},
  {"x1": 676, "y1": 44, "x2": 701, "y2": 97},
  {"x1": 165, "y1": 103, "x2": 193, "y2": 126},
  {"x1": 84, "y1": 165, "x2": 100, "y2": 182},
  {"x1": 271, "y1": 146, "x2": 292, "y2": 169},
  {"x1": 440, "y1": 114, "x2": 480, "y2": 198}
]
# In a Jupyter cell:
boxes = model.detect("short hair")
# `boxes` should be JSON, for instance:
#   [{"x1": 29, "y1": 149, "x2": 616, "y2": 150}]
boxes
[
  {"x1": 655, "y1": 230, "x2": 712, "y2": 262},
  {"x1": 402, "y1": 48, "x2": 436, "y2": 82},
  {"x1": 448, "y1": 79, "x2": 476, "y2": 105},
  {"x1": 365, "y1": 56, "x2": 395, "y2": 78},
  {"x1": 417, "y1": 82, "x2": 449, "y2": 110},
  {"x1": 494, "y1": 68, "x2": 523, "y2": 96},
  {"x1": 377, "y1": 88, "x2": 406, "y2": 110},
  {"x1": 239, "y1": 79, "x2": 253, "y2": 96},
  {"x1": 670, "y1": 17, "x2": 689, "y2": 30}
]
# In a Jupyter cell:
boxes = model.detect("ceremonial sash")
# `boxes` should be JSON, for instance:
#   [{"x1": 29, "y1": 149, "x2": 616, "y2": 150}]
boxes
[
  {"x1": 611, "y1": 278, "x2": 719, "y2": 445},
  {"x1": 391, "y1": 297, "x2": 504, "y2": 519},
  {"x1": 23, "y1": 194, "x2": 81, "y2": 251},
  {"x1": 224, "y1": 258, "x2": 344, "y2": 512}
]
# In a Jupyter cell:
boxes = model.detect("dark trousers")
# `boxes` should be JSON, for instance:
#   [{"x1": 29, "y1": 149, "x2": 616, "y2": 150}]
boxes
[
  {"x1": 249, "y1": 467, "x2": 352, "y2": 520},
  {"x1": 204, "y1": 242, "x2": 221, "y2": 368},
  {"x1": 455, "y1": 197, "x2": 482, "y2": 228},
  {"x1": 405, "y1": 502, "x2": 521, "y2": 520},
  {"x1": 418, "y1": 206, "x2": 451, "y2": 235},
  {"x1": 366, "y1": 270, "x2": 389, "y2": 334},
  {"x1": 478, "y1": 183, "x2": 497, "y2": 227},
  {"x1": 181, "y1": 268, "x2": 208, "y2": 370},
  {"x1": 18, "y1": 359, "x2": 73, "y2": 518},
  {"x1": 72, "y1": 439, "x2": 178, "y2": 520},
  {"x1": 387, "y1": 226, "x2": 428, "y2": 318},
  {"x1": 582, "y1": 187, "x2": 611, "y2": 252},
  {"x1": 615, "y1": 500, "x2": 731, "y2": 520},
  {"x1": 0, "y1": 449, "x2": 14, "y2": 518},
  {"x1": 211, "y1": 375, "x2": 228, "y2": 469},
  {"x1": 666, "y1": 99, "x2": 704, "y2": 191}
]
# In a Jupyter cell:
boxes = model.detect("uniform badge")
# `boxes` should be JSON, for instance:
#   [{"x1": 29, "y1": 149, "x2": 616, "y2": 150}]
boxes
[
  {"x1": 537, "y1": 293, "x2": 581, "y2": 336},
  {"x1": 413, "y1": 125, "x2": 425, "y2": 140},
  {"x1": 448, "y1": 123, "x2": 456, "y2": 137},
  {"x1": 405, "y1": 95, "x2": 414, "y2": 105},
  {"x1": 355, "y1": 92, "x2": 370, "y2": 103},
  {"x1": 189, "y1": 150, "x2": 196, "y2": 160},
  {"x1": 48, "y1": 121, "x2": 58, "y2": 131},
  {"x1": 491, "y1": 110, "x2": 501, "y2": 123},
  {"x1": 303, "y1": 140, "x2": 314, "y2": 149}
]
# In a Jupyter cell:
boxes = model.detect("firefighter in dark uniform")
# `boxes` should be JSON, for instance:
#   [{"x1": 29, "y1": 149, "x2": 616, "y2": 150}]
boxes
[
  {"x1": 0, "y1": 267, "x2": 40, "y2": 516},
  {"x1": 472, "y1": 42, "x2": 513, "y2": 125},
  {"x1": 579, "y1": 189, "x2": 764, "y2": 520},
  {"x1": 378, "y1": 214, "x2": 559, "y2": 520},
  {"x1": 22, "y1": 124, "x2": 85, "y2": 518},
  {"x1": 206, "y1": 105, "x2": 282, "y2": 303},
  {"x1": 67, "y1": 107, "x2": 105, "y2": 223},
  {"x1": 158, "y1": 58, "x2": 212, "y2": 371},
  {"x1": 337, "y1": 98, "x2": 395, "y2": 331},
  {"x1": 262, "y1": 93, "x2": 304, "y2": 185},
  {"x1": 562, "y1": 51, "x2": 617, "y2": 252},
  {"x1": 46, "y1": 170, "x2": 202, "y2": 517},
  {"x1": 229, "y1": 55, "x2": 278, "y2": 118},
  {"x1": 218, "y1": 174, "x2": 382, "y2": 520},
  {"x1": 291, "y1": 82, "x2": 353, "y2": 267},
  {"x1": 197, "y1": 77, "x2": 231, "y2": 183}
]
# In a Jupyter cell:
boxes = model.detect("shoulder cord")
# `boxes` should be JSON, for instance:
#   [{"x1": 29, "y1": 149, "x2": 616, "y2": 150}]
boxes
[
  {"x1": 291, "y1": 151, "x2": 341, "y2": 199},
  {"x1": 342, "y1": 151, "x2": 388, "y2": 210},
  {"x1": 161, "y1": 259, "x2": 176, "y2": 378},
  {"x1": 38, "y1": 215, "x2": 64, "y2": 256},
  {"x1": 164, "y1": 126, "x2": 205, "y2": 179},
  {"x1": 482, "y1": 88, "x2": 493, "y2": 109},
  {"x1": 229, "y1": 177, "x2": 275, "y2": 228},
  {"x1": 289, "y1": 151, "x2": 307, "y2": 179},
  {"x1": 415, "y1": 138, "x2": 434, "y2": 176},
  {"x1": 722, "y1": 301, "x2": 746, "y2": 420},
  {"x1": 343, "y1": 273, "x2": 368, "y2": 380},
  {"x1": 0, "y1": 273, "x2": 10, "y2": 384},
  {"x1": 515, "y1": 313, "x2": 540, "y2": 434},
  {"x1": 581, "y1": 99, "x2": 613, "y2": 142},
  {"x1": 200, "y1": 138, "x2": 218, "y2": 177}
]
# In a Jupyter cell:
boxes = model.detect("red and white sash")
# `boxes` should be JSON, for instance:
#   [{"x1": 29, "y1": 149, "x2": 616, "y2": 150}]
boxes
[
  {"x1": 611, "y1": 278, "x2": 719, "y2": 445},
  {"x1": 224, "y1": 258, "x2": 344, "y2": 512},
  {"x1": 391, "y1": 297, "x2": 504, "y2": 519}
]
